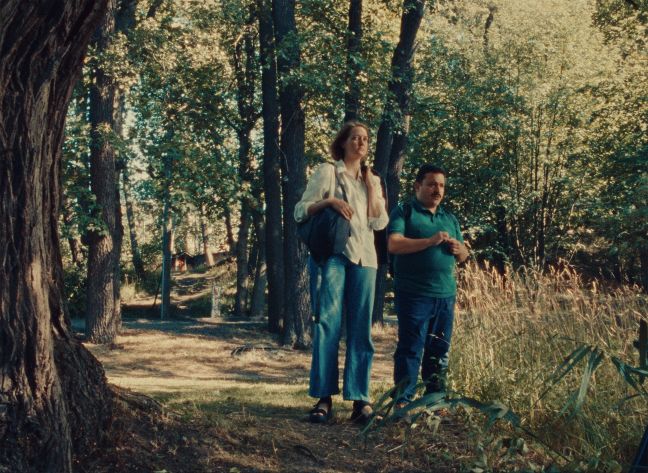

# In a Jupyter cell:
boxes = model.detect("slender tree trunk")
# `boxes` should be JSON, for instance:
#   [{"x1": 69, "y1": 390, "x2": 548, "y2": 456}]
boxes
[
  {"x1": 235, "y1": 206, "x2": 252, "y2": 316},
  {"x1": 344, "y1": 0, "x2": 363, "y2": 122},
  {"x1": 248, "y1": 224, "x2": 260, "y2": 279},
  {"x1": 258, "y1": 0, "x2": 285, "y2": 333},
  {"x1": 232, "y1": 9, "x2": 258, "y2": 317},
  {"x1": 273, "y1": 0, "x2": 310, "y2": 348},
  {"x1": 122, "y1": 165, "x2": 146, "y2": 279},
  {"x1": 62, "y1": 202, "x2": 85, "y2": 269},
  {"x1": 160, "y1": 152, "x2": 173, "y2": 319},
  {"x1": 250, "y1": 216, "x2": 268, "y2": 319},
  {"x1": 224, "y1": 205, "x2": 236, "y2": 252},
  {"x1": 200, "y1": 205, "x2": 215, "y2": 267},
  {"x1": 85, "y1": 0, "x2": 124, "y2": 344},
  {"x1": 0, "y1": 2, "x2": 113, "y2": 472},
  {"x1": 372, "y1": 0, "x2": 425, "y2": 325}
]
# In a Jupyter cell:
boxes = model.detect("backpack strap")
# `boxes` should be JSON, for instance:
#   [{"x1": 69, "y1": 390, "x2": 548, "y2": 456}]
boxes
[{"x1": 401, "y1": 201, "x2": 412, "y2": 237}]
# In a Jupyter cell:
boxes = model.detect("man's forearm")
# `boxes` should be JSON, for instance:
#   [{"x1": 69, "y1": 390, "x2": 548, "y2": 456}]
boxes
[
  {"x1": 388, "y1": 232, "x2": 448, "y2": 255},
  {"x1": 388, "y1": 237, "x2": 432, "y2": 254}
]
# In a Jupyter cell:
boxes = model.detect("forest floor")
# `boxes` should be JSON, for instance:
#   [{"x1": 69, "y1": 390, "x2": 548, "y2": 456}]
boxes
[{"x1": 74, "y1": 269, "x2": 539, "y2": 473}]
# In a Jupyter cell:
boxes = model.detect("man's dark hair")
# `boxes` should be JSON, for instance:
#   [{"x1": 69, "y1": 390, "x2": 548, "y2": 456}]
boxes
[{"x1": 415, "y1": 164, "x2": 447, "y2": 183}]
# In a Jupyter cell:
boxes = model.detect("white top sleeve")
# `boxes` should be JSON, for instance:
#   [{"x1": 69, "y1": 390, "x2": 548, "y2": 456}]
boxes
[
  {"x1": 367, "y1": 171, "x2": 388, "y2": 231},
  {"x1": 294, "y1": 163, "x2": 335, "y2": 223}
]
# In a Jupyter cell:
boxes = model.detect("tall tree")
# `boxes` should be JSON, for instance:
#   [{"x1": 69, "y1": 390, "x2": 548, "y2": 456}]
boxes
[
  {"x1": 372, "y1": 0, "x2": 426, "y2": 324},
  {"x1": 199, "y1": 203, "x2": 215, "y2": 267},
  {"x1": 258, "y1": 0, "x2": 285, "y2": 333},
  {"x1": 232, "y1": 4, "x2": 260, "y2": 317},
  {"x1": 273, "y1": 0, "x2": 310, "y2": 347},
  {"x1": 249, "y1": 213, "x2": 268, "y2": 318},
  {"x1": 0, "y1": 2, "x2": 113, "y2": 471},
  {"x1": 86, "y1": 0, "x2": 125, "y2": 343},
  {"x1": 160, "y1": 133, "x2": 175, "y2": 319},
  {"x1": 344, "y1": 0, "x2": 363, "y2": 122}
]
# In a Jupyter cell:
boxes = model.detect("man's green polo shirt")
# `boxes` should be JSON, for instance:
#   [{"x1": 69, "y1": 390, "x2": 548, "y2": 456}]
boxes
[{"x1": 388, "y1": 199, "x2": 464, "y2": 298}]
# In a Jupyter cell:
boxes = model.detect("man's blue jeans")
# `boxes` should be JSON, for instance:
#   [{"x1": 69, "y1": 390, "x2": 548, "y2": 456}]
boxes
[
  {"x1": 309, "y1": 255, "x2": 376, "y2": 402},
  {"x1": 393, "y1": 291, "x2": 456, "y2": 403}
]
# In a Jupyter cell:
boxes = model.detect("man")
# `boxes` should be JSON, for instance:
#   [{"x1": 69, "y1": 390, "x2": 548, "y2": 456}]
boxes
[{"x1": 388, "y1": 164, "x2": 469, "y2": 409}]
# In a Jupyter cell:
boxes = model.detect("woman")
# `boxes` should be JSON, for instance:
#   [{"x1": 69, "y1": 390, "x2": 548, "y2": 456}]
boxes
[{"x1": 295, "y1": 121, "x2": 388, "y2": 424}]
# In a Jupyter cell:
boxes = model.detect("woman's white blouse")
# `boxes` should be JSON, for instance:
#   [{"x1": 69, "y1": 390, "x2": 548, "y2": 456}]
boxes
[{"x1": 294, "y1": 161, "x2": 389, "y2": 269}]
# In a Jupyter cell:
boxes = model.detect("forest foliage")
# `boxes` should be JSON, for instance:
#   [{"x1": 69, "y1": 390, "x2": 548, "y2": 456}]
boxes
[{"x1": 62, "y1": 0, "x2": 647, "y2": 290}]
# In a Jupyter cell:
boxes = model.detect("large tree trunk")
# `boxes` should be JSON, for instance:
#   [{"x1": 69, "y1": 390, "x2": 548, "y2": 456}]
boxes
[
  {"x1": 86, "y1": 0, "x2": 124, "y2": 344},
  {"x1": 372, "y1": 0, "x2": 425, "y2": 325},
  {"x1": 344, "y1": 0, "x2": 363, "y2": 122},
  {"x1": 273, "y1": 0, "x2": 311, "y2": 348},
  {"x1": 0, "y1": 2, "x2": 113, "y2": 472},
  {"x1": 258, "y1": 0, "x2": 285, "y2": 334}
]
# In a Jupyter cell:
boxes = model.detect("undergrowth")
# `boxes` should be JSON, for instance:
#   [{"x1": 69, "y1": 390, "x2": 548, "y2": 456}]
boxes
[{"x1": 386, "y1": 261, "x2": 648, "y2": 471}]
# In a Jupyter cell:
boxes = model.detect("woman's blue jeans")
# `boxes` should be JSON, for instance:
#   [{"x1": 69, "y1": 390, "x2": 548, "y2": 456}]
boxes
[
  {"x1": 309, "y1": 255, "x2": 376, "y2": 401},
  {"x1": 393, "y1": 291, "x2": 456, "y2": 404}
]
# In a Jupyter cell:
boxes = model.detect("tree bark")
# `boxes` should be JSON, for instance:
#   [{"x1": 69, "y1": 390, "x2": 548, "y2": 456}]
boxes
[
  {"x1": 86, "y1": 0, "x2": 124, "y2": 344},
  {"x1": 344, "y1": 0, "x2": 363, "y2": 122},
  {"x1": 258, "y1": 0, "x2": 285, "y2": 333},
  {"x1": 273, "y1": 0, "x2": 311, "y2": 348},
  {"x1": 0, "y1": 2, "x2": 113, "y2": 472},
  {"x1": 372, "y1": 0, "x2": 425, "y2": 325}
]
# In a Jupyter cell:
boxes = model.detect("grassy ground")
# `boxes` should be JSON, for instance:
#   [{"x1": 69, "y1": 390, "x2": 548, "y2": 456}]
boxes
[
  {"x1": 78, "y1": 316, "x2": 479, "y2": 473},
  {"x1": 74, "y1": 262, "x2": 647, "y2": 472}
]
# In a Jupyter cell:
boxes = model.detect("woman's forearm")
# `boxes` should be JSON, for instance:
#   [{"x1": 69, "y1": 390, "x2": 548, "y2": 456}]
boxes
[
  {"x1": 307, "y1": 197, "x2": 333, "y2": 216},
  {"x1": 366, "y1": 186, "x2": 383, "y2": 218}
]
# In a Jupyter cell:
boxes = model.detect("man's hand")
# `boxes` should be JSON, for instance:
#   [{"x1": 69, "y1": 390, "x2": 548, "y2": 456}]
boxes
[
  {"x1": 446, "y1": 238, "x2": 469, "y2": 262},
  {"x1": 428, "y1": 231, "x2": 449, "y2": 246}
]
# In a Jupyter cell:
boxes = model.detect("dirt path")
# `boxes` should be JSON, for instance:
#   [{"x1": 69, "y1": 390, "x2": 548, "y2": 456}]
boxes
[{"x1": 79, "y1": 313, "x2": 474, "y2": 473}]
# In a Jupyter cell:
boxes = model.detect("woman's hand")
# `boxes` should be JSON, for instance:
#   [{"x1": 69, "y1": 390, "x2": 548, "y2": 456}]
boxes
[{"x1": 330, "y1": 197, "x2": 354, "y2": 220}]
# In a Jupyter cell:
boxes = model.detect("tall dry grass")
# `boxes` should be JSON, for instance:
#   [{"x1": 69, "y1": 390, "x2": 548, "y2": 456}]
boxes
[{"x1": 451, "y1": 260, "x2": 648, "y2": 463}]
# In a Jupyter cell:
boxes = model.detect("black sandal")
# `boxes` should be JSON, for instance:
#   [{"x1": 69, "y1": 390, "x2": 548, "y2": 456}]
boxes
[
  {"x1": 309, "y1": 397, "x2": 333, "y2": 424},
  {"x1": 350, "y1": 400, "x2": 377, "y2": 425}
]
